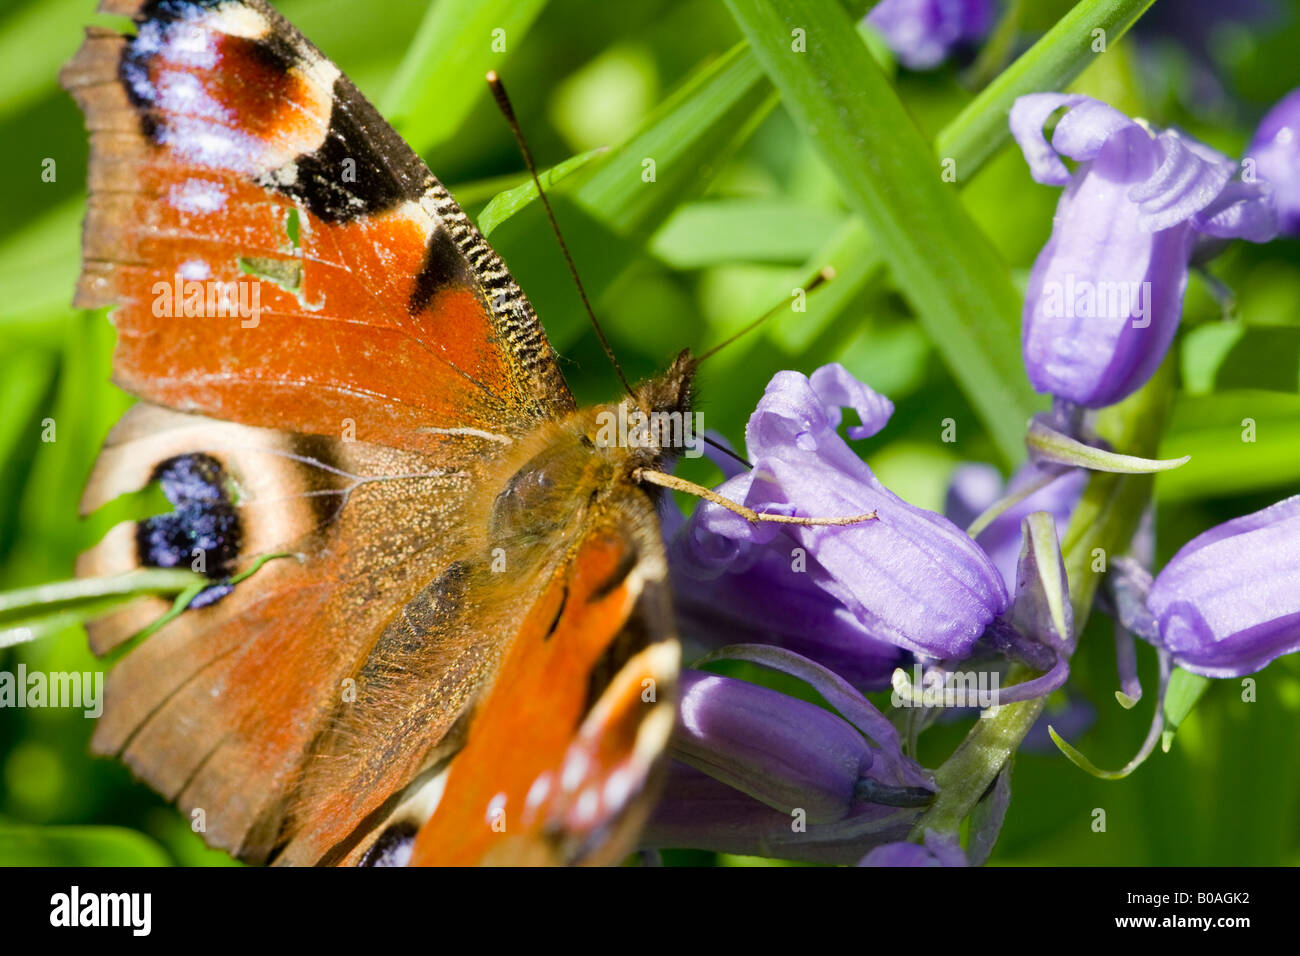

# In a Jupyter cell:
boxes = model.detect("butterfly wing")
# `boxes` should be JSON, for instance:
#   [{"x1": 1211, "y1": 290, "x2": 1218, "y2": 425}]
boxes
[
  {"x1": 61, "y1": 0, "x2": 679, "y2": 864},
  {"x1": 290, "y1": 482, "x2": 682, "y2": 868},
  {"x1": 76, "y1": 402, "x2": 510, "y2": 862},
  {"x1": 63, "y1": 0, "x2": 571, "y2": 453},
  {"x1": 405, "y1": 489, "x2": 680, "y2": 867}
]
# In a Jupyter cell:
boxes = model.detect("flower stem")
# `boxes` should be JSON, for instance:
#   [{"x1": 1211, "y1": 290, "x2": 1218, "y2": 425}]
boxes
[{"x1": 913, "y1": 358, "x2": 1177, "y2": 839}]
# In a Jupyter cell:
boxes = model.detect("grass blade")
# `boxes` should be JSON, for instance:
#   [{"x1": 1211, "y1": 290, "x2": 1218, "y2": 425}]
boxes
[
  {"x1": 383, "y1": 0, "x2": 551, "y2": 153},
  {"x1": 726, "y1": 0, "x2": 1043, "y2": 464}
]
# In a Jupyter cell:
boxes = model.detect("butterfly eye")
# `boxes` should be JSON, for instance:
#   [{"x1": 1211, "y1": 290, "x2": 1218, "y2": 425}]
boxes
[{"x1": 357, "y1": 821, "x2": 416, "y2": 867}]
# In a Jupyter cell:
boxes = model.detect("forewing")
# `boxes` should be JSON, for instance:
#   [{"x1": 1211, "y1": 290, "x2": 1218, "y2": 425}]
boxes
[{"x1": 61, "y1": 0, "x2": 573, "y2": 453}]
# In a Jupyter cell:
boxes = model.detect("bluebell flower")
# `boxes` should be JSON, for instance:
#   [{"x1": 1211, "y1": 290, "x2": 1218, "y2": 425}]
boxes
[
  {"x1": 668, "y1": 365, "x2": 1008, "y2": 664},
  {"x1": 1011, "y1": 93, "x2": 1277, "y2": 407},
  {"x1": 644, "y1": 651, "x2": 935, "y2": 863},
  {"x1": 859, "y1": 829, "x2": 967, "y2": 866},
  {"x1": 1145, "y1": 495, "x2": 1300, "y2": 677},
  {"x1": 1248, "y1": 87, "x2": 1300, "y2": 236},
  {"x1": 865, "y1": 0, "x2": 996, "y2": 70},
  {"x1": 671, "y1": 668, "x2": 932, "y2": 823},
  {"x1": 945, "y1": 462, "x2": 1087, "y2": 591}
]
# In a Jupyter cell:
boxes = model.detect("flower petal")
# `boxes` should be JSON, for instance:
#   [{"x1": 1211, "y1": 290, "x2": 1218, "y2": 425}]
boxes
[
  {"x1": 1192, "y1": 179, "x2": 1279, "y2": 242},
  {"x1": 1010, "y1": 92, "x2": 1092, "y2": 185},
  {"x1": 672, "y1": 670, "x2": 873, "y2": 822},
  {"x1": 865, "y1": 0, "x2": 995, "y2": 70},
  {"x1": 1051, "y1": 97, "x2": 1147, "y2": 164},
  {"x1": 1246, "y1": 86, "x2": 1300, "y2": 235},
  {"x1": 670, "y1": 544, "x2": 905, "y2": 689},
  {"x1": 1129, "y1": 130, "x2": 1235, "y2": 232},
  {"x1": 810, "y1": 363, "x2": 894, "y2": 439},
  {"x1": 1021, "y1": 160, "x2": 1197, "y2": 406}
]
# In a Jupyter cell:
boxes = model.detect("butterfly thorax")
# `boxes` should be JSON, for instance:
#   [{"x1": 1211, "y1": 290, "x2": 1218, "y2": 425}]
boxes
[{"x1": 489, "y1": 350, "x2": 695, "y2": 547}]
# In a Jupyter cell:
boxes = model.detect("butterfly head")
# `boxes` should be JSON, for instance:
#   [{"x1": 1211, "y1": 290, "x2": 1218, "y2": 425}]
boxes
[
  {"x1": 617, "y1": 347, "x2": 698, "y2": 469},
  {"x1": 632, "y1": 348, "x2": 695, "y2": 421}
]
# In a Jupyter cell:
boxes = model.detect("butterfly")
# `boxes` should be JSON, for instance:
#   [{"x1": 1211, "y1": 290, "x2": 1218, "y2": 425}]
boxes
[{"x1": 61, "y1": 0, "x2": 691, "y2": 866}]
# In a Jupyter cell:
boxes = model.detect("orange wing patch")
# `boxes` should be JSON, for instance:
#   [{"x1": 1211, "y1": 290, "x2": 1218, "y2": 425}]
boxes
[{"x1": 407, "y1": 516, "x2": 680, "y2": 867}]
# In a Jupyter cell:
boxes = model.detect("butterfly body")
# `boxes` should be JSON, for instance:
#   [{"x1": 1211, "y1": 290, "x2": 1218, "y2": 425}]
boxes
[{"x1": 63, "y1": 0, "x2": 686, "y2": 865}]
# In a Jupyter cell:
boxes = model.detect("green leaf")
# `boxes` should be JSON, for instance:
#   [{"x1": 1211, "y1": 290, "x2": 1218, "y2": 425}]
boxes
[
  {"x1": 725, "y1": 0, "x2": 1043, "y2": 465},
  {"x1": 0, "y1": 823, "x2": 172, "y2": 866},
  {"x1": 477, "y1": 147, "x2": 607, "y2": 236},
  {"x1": 550, "y1": 0, "x2": 872, "y2": 245},
  {"x1": 1047, "y1": 725, "x2": 1142, "y2": 780},
  {"x1": 1027, "y1": 416, "x2": 1190, "y2": 473},
  {"x1": 1162, "y1": 668, "x2": 1211, "y2": 753},
  {"x1": 485, "y1": 39, "x2": 784, "y2": 351},
  {"x1": 1158, "y1": 391, "x2": 1300, "y2": 501},
  {"x1": 650, "y1": 198, "x2": 846, "y2": 268},
  {"x1": 0, "y1": 570, "x2": 206, "y2": 649},
  {"x1": 568, "y1": 40, "x2": 775, "y2": 234},
  {"x1": 383, "y1": 0, "x2": 551, "y2": 153},
  {"x1": 0, "y1": 0, "x2": 89, "y2": 123},
  {"x1": 0, "y1": 199, "x2": 83, "y2": 326}
]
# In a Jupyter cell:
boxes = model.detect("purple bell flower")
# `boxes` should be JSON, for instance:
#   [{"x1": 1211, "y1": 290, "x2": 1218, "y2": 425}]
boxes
[
  {"x1": 663, "y1": 432, "x2": 904, "y2": 690},
  {"x1": 1247, "y1": 87, "x2": 1300, "y2": 236},
  {"x1": 669, "y1": 543, "x2": 906, "y2": 690},
  {"x1": 645, "y1": 653, "x2": 935, "y2": 864},
  {"x1": 643, "y1": 762, "x2": 924, "y2": 864},
  {"x1": 1010, "y1": 93, "x2": 1278, "y2": 407},
  {"x1": 668, "y1": 365, "x2": 1009, "y2": 663},
  {"x1": 865, "y1": 0, "x2": 996, "y2": 70},
  {"x1": 672, "y1": 669, "x2": 932, "y2": 824},
  {"x1": 1146, "y1": 495, "x2": 1300, "y2": 677},
  {"x1": 859, "y1": 830, "x2": 968, "y2": 867}
]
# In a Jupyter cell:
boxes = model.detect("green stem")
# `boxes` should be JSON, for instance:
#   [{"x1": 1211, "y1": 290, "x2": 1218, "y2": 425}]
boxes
[
  {"x1": 0, "y1": 569, "x2": 205, "y2": 620},
  {"x1": 913, "y1": 358, "x2": 1177, "y2": 838}
]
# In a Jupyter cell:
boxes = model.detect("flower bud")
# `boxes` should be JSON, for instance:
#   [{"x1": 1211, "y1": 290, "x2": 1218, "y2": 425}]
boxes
[
  {"x1": 1146, "y1": 495, "x2": 1300, "y2": 677},
  {"x1": 1248, "y1": 87, "x2": 1300, "y2": 235},
  {"x1": 672, "y1": 669, "x2": 877, "y2": 823}
]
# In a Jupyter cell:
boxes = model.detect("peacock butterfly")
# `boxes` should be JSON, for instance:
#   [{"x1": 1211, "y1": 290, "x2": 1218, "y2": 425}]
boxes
[{"x1": 62, "y1": 0, "x2": 690, "y2": 866}]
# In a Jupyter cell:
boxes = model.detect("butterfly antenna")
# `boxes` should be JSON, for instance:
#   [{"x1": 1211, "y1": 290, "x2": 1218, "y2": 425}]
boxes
[
  {"x1": 695, "y1": 266, "x2": 836, "y2": 364},
  {"x1": 633, "y1": 468, "x2": 876, "y2": 527},
  {"x1": 702, "y1": 434, "x2": 752, "y2": 470},
  {"x1": 486, "y1": 71, "x2": 634, "y2": 398}
]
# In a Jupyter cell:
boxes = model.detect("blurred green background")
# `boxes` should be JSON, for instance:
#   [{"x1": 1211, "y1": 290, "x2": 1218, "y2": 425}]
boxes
[{"x1": 1, "y1": 0, "x2": 1299, "y2": 865}]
